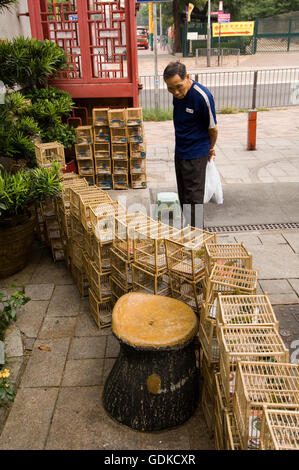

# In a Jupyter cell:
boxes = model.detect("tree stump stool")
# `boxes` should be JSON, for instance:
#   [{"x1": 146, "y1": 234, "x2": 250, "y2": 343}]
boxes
[{"x1": 103, "y1": 292, "x2": 199, "y2": 431}]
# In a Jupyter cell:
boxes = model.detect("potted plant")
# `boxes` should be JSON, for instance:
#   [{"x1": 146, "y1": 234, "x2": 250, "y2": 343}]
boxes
[{"x1": 0, "y1": 163, "x2": 62, "y2": 278}]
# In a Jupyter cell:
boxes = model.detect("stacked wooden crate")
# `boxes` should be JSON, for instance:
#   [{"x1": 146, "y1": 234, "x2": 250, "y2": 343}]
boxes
[
  {"x1": 75, "y1": 126, "x2": 95, "y2": 186},
  {"x1": 126, "y1": 108, "x2": 147, "y2": 189}
]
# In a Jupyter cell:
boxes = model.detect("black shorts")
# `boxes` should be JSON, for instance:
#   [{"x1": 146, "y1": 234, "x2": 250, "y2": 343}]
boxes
[{"x1": 174, "y1": 155, "x2": 209, "y2": 207}]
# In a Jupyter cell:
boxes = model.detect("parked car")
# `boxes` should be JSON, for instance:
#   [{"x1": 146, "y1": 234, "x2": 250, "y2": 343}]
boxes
[{"x1": 137, "y1": 26, "x2": 149, "y2": 49}]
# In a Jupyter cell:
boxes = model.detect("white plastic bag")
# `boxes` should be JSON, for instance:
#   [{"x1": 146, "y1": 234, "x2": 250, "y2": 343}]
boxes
[{"x1": 204, "y1": 159, "x2": 223, "y2": 204}]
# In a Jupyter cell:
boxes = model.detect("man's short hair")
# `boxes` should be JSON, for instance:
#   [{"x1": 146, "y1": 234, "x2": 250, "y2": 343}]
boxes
[{"x1": 163, "y1": 61, "x2": 187, "y2": 81}]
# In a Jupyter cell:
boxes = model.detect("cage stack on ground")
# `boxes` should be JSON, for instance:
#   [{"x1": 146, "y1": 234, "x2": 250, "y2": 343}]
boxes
[
  {"x1": 196, "y1": 238, "x2": 299, "y2": 450},
  {"x1": 164, "y1": 227, "x2": 217, "y2": 316},
  {"x1": 108, "y1": 108, "x2": 129, "y2": 190},
  {"x1": 126, "y1": 107, "x2": 147, "y2": 189},
  {"x1": 92, "y1": 108, "x2": 112, "y2": 190},
  {"x1": 131, "y1": 218, "x2": 178, "y2": 297},
  {"x1": 74, "y1": 125, "x2": 95, "y2": 186}
]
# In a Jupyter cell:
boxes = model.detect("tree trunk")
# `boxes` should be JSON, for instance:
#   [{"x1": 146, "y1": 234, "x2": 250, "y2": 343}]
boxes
[{"x1": 172, "y1": 0, "x2": 182, "y2": 53}]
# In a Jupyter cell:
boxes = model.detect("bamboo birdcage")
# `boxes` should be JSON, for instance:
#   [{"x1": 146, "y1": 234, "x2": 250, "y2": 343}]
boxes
[
  {"x1": 130, "y1": 173, "x2": 147, "y2": 189},
  {"x1": 112, "y1": 173, "x2": 129, "y2": 190},
  {"x1": 223, "y1": 409, "x2": 243, "y2": 450},
  {"x1": 70, "y1": 214, "x2": 84, "y2": 245},
  {"x1": 113, "y1": 212, "x2": 151, "y2": 261},
  {"x1": 113, "y1": 159, "x2": 128, "y2": 174},
  {"x1": 94, "y1": 142, "x2": 110, "y2": 159},
  {"x1": 82, "y1": 174, "x2": 95, "y2": 186},
  {"x1": 79, "y1": 192, "x2": 112, "y2": 231},
  {"x1": 130, "y1": 141, "x2": 146, "y2": 159},
  {"x1": 71, "y1": 262, "x2": 89, "y2": 297},
  {"x1": 95, "y1": 173, "x2": 113, "y2": 190},
  {"x1": 75, "y1": 125, "x2": 93, "y2": 145},
  {"x1": 126, "y1": 107, "x2": 143, "y2": 126},
  {"x1": 165, "y1": 226, "x2": 216, "y2": 282},
  {"x1": 75, "y1": 143, "x2": 93, "y2": 159},
  {"x1": 108, "y1": 108, "x2": 126, "y2": 128},
  {"x1": 233, "y1": 361, "x2": 299, "y2": 450},
  {"x1": 199, "y1": 316, "x2": 220, "y2": 365},
  {"x1": 93, "y1": 126, "x2": 110, "y2": 143},
  {"x1": 130, "y1": 158, "x2": 146, "y2": 174},
  {"x1": 88, "y1": 288, "x2": 113, "y2": 329},
  {"x1": 92, "y1": 108, "x2": 109, "y2": 126},
  {"x1": 111, "y1": 143, "x2": 128, "y2": 160},
  {"x1": 201, "y1": 379, "x2": 215, "y2": 438},
  {"x1": 204, "y1": 242, "x2": 253, "y2": 275},
  {"x1": 131, "y1": 263, "x2": 170, "y2": 297},
  {"x1": 92, "y1": 238, "x2": 112, "y2": 273},
  {"x1": 110, "y1": 127, "x2": 127, "y2": 144},
  {"x1": 218, "y1": 325, "x2": 290, "y2": 403},
  {"x1": 127, "y1": 125, "x2": 143, "y2": 144},
  {"x1": 77, "y1": 158, "x2": 94, "y2": 176},
  {"x1": 89, "y1": 201, "x2": 126, "y2": 242},
  {"x1": 89, "y1": 261, "x2": 111, "y2": 302},
  {"x1": 59, "y1": 179, "x2": 88, "y2": 211},
  {"x1": 110, "y1": 247, "x2": 132, "y2": 290},
  {"x1": 35, "y1": 141, "x2": 65, "y2": 169},
  {"x1": 133, "y1": 219, "x2": 179, "y2": 275},
  {"x1": 95, "y1": 158, "x2": 111, "y2": 174},
  {"x1": 110, "y1": 275, "x2": 132, "y2": 303},
  {"x1": 214, "y1": 372, "x2": 228, "y2": 450},
  {"x1": 69, "y1": 237, "x2": 83, "y2": 271},
  {"x1": 206, "y1": 264, "x2": 258, "y2": 303},
  {"x1": 69, "y1": 186, "x2": 101, "y2": 218},
  {"x1": 168, "y1": 272, "x2": 205, "y2": 315},
  {"x1": 217, "y1": 294, "x2": 279, "y2": 329},
  {"x1": 259, "y1": 406, "x2": 299, "y2": 450}
]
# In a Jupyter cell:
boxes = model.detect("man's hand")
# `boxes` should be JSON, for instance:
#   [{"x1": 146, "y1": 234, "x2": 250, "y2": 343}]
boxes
[{"x1": 208, "y1": 148, "x2": 216, "y2": 161}]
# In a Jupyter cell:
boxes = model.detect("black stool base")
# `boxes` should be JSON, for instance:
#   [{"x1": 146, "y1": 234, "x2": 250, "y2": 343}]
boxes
[{"x1": 103, "y1": 339, "x2": 199, "y2": 432}]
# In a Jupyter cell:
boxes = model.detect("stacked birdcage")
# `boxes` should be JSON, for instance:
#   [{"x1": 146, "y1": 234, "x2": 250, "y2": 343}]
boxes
[
  {"x1": 232, "y1": 361, "x2": 299, "y2": 450},
  {"x1": 92, "y1": 108, "x2": 112, "y2": 189},
  {"x1": 131, "y1": 218, "x2": 178, "y2": 296},
  {"x1": 165, "y1": 226, "x2": 217, "y2": 315},
  {"x1": 126, "y1": 108, "x2": 147, "y2": 189},
  {"x1": 108, "y1": 108, "x2": 128, "y2": 190},
  {"x1": 35, "y1": 141, "x2": 66, "y2": 170},
  {"x1": 259, "y1": 406, "x2": 299, "y2": 450},
  {"x1": 75, "y1": 126, "x2": 95, "y2": 186},
  {"x1": 109, "y1": 211, "x2": 150, "y2": 300}
]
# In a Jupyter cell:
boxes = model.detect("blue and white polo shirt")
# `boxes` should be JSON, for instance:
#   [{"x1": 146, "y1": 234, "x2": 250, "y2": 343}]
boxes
[{"x1": 173, "y1": 80, "x2": 217, "y2": 159}]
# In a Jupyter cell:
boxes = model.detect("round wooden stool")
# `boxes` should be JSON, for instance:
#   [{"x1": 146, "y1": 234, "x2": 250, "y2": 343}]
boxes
[{"x1": 103, "y1": 292, "x2": 199, "y2": 431}]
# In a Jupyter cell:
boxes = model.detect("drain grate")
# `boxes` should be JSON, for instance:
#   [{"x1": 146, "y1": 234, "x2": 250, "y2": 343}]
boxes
[{"x1": 204, "y1": 222, "x2": 299, "y2": 233}]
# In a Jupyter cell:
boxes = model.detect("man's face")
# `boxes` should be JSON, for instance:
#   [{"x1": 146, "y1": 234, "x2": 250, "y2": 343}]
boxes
[{"x1": 165, "y1": 74, "x2": 190, "y2": 99}]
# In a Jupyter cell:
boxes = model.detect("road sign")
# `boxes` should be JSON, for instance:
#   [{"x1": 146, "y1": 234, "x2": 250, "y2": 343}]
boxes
[
  {"x1": 218, "y1": 13, "x2": 230, "y2": 23},
  {"x1": 212, "y1": 21, "x2": 255, "y2": 37}
]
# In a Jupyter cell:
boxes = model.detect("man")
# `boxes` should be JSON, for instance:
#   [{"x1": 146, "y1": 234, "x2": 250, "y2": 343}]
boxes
[{"x1": 163, "y1": 61, "x2": 218, "y2": 229}]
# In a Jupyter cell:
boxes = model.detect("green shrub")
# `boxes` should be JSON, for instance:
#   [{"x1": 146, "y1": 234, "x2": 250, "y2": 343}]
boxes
[{"x1": 143, "y1": 108, "x2": 173, "y2": 121}]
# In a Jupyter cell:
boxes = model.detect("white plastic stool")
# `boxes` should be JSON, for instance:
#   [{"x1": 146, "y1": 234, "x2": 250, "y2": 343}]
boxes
[{"x1": 155, "y1": 192, "x2": 181, "y2": 220}]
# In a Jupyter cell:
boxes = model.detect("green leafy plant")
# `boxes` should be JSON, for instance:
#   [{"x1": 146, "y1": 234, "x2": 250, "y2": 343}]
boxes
[
  {"x1": 0, "y1": 286, "x2": 30, "y2": 341},
  {"x1": 0, "y1": 0, "x2": 17, "y2": 13},
  {"x1": 0, "y1": 37, "x2": 67, "y2": 90},
  {"x1": 0, "y1": 367, "x2": 15, "y2": 405},
  {"x1": 0, "y1": 163, "x2": 62, "y2": 221},
  {"x1": 41, "y1": 122, "x2": 76, "y2": 149}
]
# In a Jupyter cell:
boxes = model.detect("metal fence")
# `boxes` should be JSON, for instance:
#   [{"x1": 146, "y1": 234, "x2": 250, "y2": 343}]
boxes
[{"x1": 139, "y1": 67, "x2": 299, "y2": 111}]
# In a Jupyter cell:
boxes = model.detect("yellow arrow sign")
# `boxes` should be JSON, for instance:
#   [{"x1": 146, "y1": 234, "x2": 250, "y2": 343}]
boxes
[{"x1": 212, "y1": 21, "x2": 255, "y2": 37}]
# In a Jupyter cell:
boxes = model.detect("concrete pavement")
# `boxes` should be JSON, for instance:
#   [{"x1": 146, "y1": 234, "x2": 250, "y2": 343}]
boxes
[{"x1": 1, "y1": 106, "x2": 299, "y2": 450}]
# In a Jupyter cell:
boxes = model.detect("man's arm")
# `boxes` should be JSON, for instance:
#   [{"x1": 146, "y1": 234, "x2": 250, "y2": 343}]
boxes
[{"x1": 208, "y1": 126, "x2": 218, "y2": 161}]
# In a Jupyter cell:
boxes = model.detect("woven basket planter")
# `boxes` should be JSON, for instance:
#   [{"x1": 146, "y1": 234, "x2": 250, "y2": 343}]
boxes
[{"x1": 0, "y1": 211, "x2": 36, "y2": 278}]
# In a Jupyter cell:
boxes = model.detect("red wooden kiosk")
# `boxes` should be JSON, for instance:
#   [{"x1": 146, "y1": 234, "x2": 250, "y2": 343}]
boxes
[{"x1": 27, "y1": 0, "x2": 140, "y2": 115}]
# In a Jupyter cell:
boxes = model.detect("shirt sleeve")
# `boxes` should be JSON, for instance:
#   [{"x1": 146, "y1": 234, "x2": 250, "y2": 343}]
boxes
[{"x1": 193, "y1": 84, "x2": 217, "y2": 129}]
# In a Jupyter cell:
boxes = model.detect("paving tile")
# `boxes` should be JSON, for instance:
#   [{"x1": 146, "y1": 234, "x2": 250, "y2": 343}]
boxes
[
  {"x1": 258, "y1": 233, "x2": 287, "y2": 245},
  {"x1": 20, "y1": 338, "x2": 70, "y2": 388},
  {"x1": 68, "y1": 336, "x2": 107, "y2": 360},
  {"x1": 45, "y1": 386, "x2": 143, "y2": 450},
  {"x1": 16, "y1": 300, "x2": 49, "y2": 338},
  {"x1": 47, "y1": 285, "x2": 81, "y2": 317},
  {"x1": 106, "y1": 334, "x2": 120, "y2": 358},
  {"x1": 232, "y1": 233, "x2": 262, "y2": 245},
  {"x1": 103, "y1": 358, "x2": 116, "y2": 382},
  {"x1": 25, "y1": 284, "x2": 54, "y2": 301},
  {"x1": 0, "y1": 388, "x2": 58, "y2": 450},
  {"x1": 61, "y1": 358, "x2": 104, "y2": 386},
  {"x1": 282, "y1": 233, "x2": 299, "y2": 253},
  {"x1": 74, "y1": 312, "x2": 112, "y2": 337},
  {"x1": 267, "y1": 292, "x2": 299, "y2": 305},
  {"x1": 38, "y1": 317, "x2": 77, "y2": 340},
  {"x1": 289, "y1": 279, "x2": 299, "y2": 296},
  {"x1": 259, "y1": 279, "x2": 294, "y2": 294},
  {"x1": 30, "y1": 260, "x2": 74, "y2": 285},
  {"x1": 243, "y1": 244, "x2": 299, "y2": 279}
]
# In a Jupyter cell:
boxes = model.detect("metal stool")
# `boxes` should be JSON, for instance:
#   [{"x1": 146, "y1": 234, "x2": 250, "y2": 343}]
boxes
[{"x1": 155, "y1": 192, "x2": 181, "y2": 221}]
